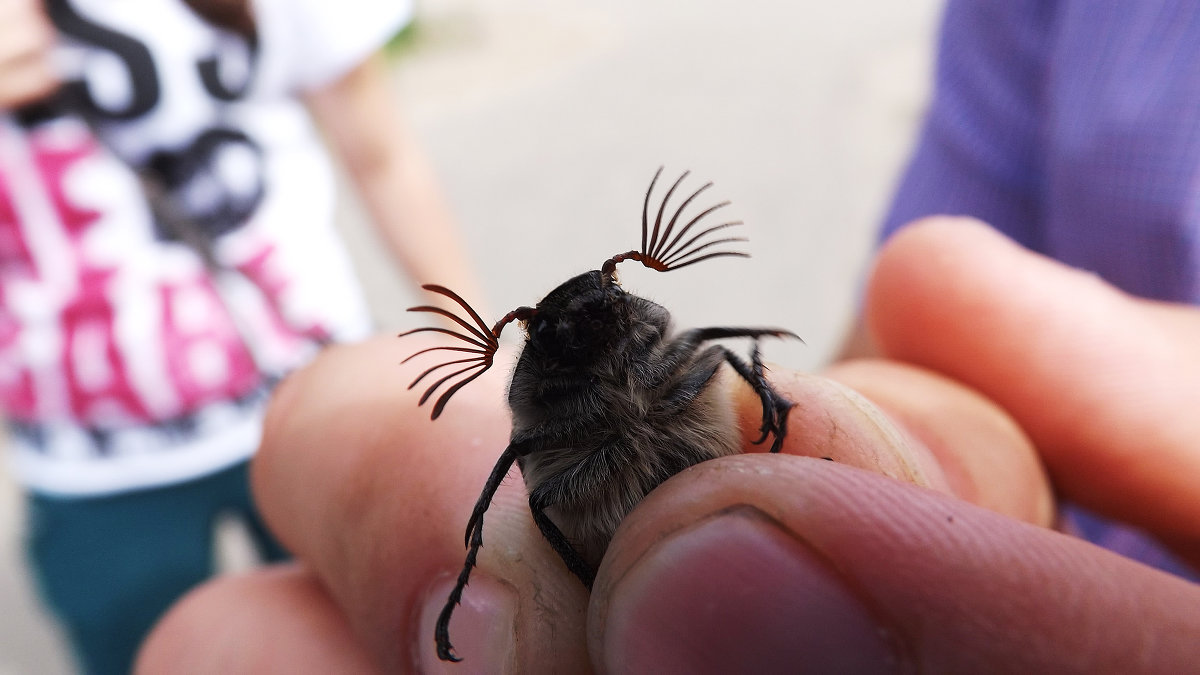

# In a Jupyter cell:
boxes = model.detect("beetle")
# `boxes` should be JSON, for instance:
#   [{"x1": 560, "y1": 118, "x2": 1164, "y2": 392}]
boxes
[{"x1": 400, "y1": 167, "x2": 799, "y2": 661}]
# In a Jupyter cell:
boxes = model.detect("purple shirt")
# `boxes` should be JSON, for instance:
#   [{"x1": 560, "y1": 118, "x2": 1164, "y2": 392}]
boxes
[{"x1": 881, "y1": 1, "x2": 1198, "y2": 580}]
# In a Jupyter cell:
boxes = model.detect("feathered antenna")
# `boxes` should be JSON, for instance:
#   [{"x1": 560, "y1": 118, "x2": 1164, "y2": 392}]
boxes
[
  {"x1": 602, "y1": 167, "x2": 749, "y2": 276},
  {"x1": 399, "y1": 285, "x2": 533, "y2": 419}
]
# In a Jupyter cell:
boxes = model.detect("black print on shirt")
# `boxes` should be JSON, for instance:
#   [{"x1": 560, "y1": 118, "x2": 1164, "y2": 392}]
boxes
[
  {"x1": 46, "y1": 0, "x2": 160, "y2": 120},
  {"x1": 146, "y1": 128, "x2": 267, "y2": 240},
  {"x1": 43, "y1": 0, "x2": 267, "y2": 240}
]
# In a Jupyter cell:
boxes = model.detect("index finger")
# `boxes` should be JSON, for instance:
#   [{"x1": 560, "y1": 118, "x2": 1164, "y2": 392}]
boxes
[
  {"x1": 251, "y1": 335, "x2": 1046, "y2": 670},
  {"x1": 867, "y1": 217, "x2": 1200, "y2": 562}
]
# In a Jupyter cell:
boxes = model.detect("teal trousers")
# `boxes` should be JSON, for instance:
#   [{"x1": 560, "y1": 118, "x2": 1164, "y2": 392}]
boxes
[{"x1": 25, "y1": 460, "x2": 287, "y2": 674}]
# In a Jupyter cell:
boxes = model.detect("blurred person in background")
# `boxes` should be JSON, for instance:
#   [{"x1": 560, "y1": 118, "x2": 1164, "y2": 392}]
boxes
[{"x1": 0, "y1": 0, "x2": 480, "y2": 671}]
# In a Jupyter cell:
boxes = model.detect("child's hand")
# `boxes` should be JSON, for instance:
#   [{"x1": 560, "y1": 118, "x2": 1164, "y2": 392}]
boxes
[{"x1": 0, "y1": 0, "x2": 57, "y2": 110}]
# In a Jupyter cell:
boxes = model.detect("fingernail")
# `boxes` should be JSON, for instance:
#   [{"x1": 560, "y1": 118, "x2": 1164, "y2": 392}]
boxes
[
  {"x1": 417, "y1": 573, "x2": 518, "y2": 673},
  {"x1": 603, "y1": 507, "x2": 903, "y2": 673}
]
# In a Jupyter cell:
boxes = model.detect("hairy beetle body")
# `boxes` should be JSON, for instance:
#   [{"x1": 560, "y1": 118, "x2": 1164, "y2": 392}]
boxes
[
  {"x1": 509, "y1": 271, "x2": 742, "y2": 568},
  {"x1": 399, "y1": 168, "x2": 799, "y2": 661}
]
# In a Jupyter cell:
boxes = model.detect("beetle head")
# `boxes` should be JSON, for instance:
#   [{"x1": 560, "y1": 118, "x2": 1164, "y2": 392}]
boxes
[{"x1": 525, "y1": 270, "x2": 629, "y2": 364}]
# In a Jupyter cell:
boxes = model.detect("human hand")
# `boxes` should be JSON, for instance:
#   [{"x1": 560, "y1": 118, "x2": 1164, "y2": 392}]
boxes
[
  {"x1": 0, "y1": 0, "x2": 58, "y2": 110},
  {"x1": 136, "y1": 218, "x2": 1200, "y2": 672}
]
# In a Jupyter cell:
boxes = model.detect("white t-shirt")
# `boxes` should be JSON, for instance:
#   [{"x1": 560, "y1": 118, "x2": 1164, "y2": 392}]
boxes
[{"x1": 0, "y1": 0, "x2": 412, "y2": 495}]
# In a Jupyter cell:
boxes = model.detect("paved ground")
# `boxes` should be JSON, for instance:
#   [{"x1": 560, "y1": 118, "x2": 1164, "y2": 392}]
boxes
[{"x1": 0, "y1": 1, "x2": 941, "y2": 671}]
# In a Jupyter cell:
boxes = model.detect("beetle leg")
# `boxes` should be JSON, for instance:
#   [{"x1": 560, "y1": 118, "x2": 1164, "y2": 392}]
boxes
[
  {"x1": 719, "y1": 342, "x2": 794, "y2": 453},
  {"x1": 435, "y1": 445, "x2": 519, "y2": 662},
  {"x1": 529, "y1": 489, "x2": 596, "y2": 589}
]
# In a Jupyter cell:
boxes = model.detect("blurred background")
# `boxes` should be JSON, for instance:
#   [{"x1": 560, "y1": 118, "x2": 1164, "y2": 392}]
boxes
[{"x1": 0, "y1": 0, "x2": 942, "y2": 670}]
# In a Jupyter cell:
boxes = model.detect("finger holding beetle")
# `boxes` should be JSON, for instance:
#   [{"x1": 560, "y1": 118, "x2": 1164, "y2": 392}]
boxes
[{"x1": 140, "y1": 332, "x2": 1052, "y2": 672}]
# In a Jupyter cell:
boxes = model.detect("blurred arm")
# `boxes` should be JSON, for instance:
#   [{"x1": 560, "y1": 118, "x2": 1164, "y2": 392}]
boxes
[{"x1": 303, "y1": 54, "x2": 485, "y2": 305}]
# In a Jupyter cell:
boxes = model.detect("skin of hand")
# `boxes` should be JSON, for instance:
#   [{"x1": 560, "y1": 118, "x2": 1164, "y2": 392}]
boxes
[
  {"x1": 135, "y1": 217, "x2": 1200, "y2": 673},
  {"x1": 303, "y1": 55, "x2": 487, "y2": 307},
  {"x1": 0, "y1": 0, "x2": 58, "y2": 110}
]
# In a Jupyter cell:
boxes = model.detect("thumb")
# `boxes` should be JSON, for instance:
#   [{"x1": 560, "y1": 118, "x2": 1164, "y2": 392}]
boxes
[{"x1": 589, "y1": 456, "x2": 1200, "y2": 673}]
